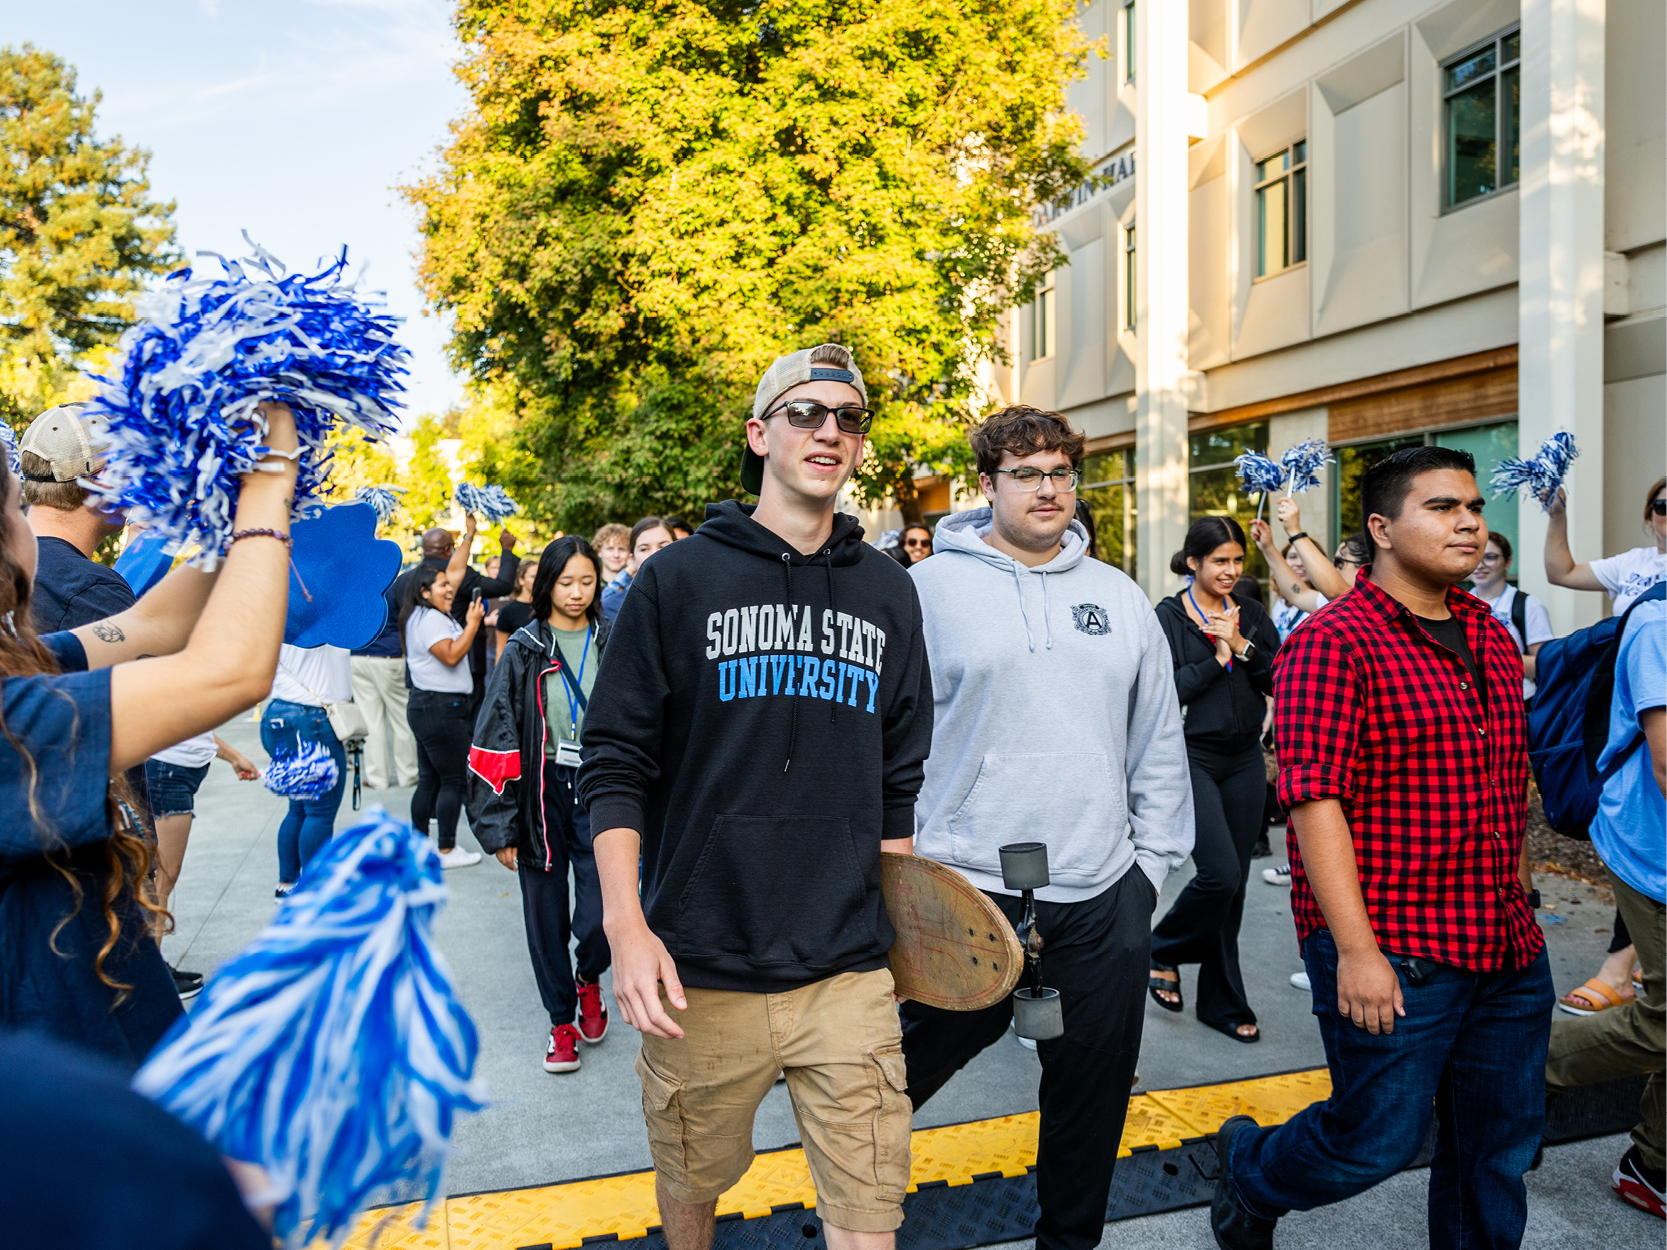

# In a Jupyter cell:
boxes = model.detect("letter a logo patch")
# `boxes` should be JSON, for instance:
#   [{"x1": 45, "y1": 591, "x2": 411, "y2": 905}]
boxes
[{"x1": 1071, "y1": 603, "x2": 1109, "y2": 635}]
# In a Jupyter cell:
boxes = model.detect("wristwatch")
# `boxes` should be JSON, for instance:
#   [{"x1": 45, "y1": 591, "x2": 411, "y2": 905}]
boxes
[{"x1": 1235, "y1": 640, "x2": 1256, "y2": 662}]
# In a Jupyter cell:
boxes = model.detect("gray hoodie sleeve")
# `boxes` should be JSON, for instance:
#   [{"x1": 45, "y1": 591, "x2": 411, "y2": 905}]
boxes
[{"x1": 1125, "y1": 612, "x2": 1196, "y2": 893}]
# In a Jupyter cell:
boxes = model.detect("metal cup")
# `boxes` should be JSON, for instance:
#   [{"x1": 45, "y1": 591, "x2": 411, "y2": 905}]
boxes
[{"x1": 999, "y1": 842, "x2": 1050, "y2": 891}]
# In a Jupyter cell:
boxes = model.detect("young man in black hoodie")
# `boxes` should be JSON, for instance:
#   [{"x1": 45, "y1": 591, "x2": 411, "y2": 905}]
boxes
[{"x1": 578, "y1": 344, "x2": 933, "y2": 1250}]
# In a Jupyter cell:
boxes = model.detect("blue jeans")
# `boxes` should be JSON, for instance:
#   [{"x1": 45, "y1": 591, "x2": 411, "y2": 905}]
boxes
[
  {"x1": 1230, "y1": 928, "x2": 1554, "y2": 1249},
  {"x1": 260, "y1": 700, "x2": 347, "y2": 883}
]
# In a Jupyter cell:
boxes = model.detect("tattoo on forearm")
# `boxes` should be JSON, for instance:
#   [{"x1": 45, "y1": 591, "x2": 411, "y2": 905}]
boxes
[{"x1": 92, "y1": 622, "x2": 126, "y2": 644}]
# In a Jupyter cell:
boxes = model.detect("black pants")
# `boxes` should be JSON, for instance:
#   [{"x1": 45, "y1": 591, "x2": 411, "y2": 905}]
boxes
[
  {"x1": 519, "y1": 762, "x2": 609, "y2": 1025},
  {"x1": 406, "y1": 689, "x2": 471, "y2": 850},
  {"x1": 1150, "y1": 741, "x2": 1265, "y2": 1030},
  {"x1": 901, "y1": 868, "x2": 1155, "y2": 1250}
]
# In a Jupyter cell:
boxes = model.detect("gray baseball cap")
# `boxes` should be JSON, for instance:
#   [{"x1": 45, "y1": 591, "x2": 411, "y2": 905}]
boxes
[
  {"x1": 741, "y1": 344, "x2": 868, "y2": 495},
  {"x1": 19, "y1": 403, "x2": 111, "y2": 482}
]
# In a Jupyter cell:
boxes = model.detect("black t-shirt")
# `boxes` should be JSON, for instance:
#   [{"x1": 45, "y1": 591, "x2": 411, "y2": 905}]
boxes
[
  {"x1": 30, "y1": 536, "x2": 136, "y2": 634},
  {"x1": 1417, "y1": 612, "x2": 1485, "y2": 702},
  {"x1": 496, "y1": 599, "x2": 536, "y2": 639}
]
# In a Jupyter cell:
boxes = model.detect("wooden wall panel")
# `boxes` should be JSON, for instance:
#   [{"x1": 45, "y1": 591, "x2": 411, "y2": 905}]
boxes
[{"x1": 1328, "y1": 366, "x2": 1517, "y2": 443}]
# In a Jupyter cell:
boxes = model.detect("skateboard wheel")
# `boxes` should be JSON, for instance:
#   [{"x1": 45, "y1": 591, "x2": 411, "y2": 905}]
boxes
[
  {"x1": 999, "y1": 842, "x2": 1050, "y2": 891},
  {"x1": 1012, "y1": 986, "x2": 1063, "y2": 1039}
]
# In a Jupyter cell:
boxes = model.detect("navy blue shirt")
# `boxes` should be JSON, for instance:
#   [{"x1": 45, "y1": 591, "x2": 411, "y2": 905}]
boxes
[
  {"x1": 0, "y1": 632, "x2": 182, "y2": 1069},
  {"x1": 600, "y1": 569, "x2": 632, "y2": 623},
  {"x1": 0, "y1": 1031, "x2": 269, "y2": 1250},
  {"x1": 30, "y1": 536, "x2": 137, "y2": 634}
]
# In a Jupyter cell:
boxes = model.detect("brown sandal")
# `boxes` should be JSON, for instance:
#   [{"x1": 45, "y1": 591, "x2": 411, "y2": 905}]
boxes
[{"x1": 1558, "y1": 978, "x2": 1634, "y2": 1016}]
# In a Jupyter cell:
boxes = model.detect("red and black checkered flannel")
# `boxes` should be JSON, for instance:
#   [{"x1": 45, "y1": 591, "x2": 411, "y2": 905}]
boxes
[{"x1": 1274, "y1": 575, "x2": 1543, "y2": 971}]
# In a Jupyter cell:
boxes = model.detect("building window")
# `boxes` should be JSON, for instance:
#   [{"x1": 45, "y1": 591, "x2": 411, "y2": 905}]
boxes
[
  {"x1": 1123, "y1": 220, "x2": 1136, "y2": 330},
  {"x1": 1443, "y1": 27, "x2": 1520, "y2": 207},
  {"x1": 1081, "y1": 447, "x2": 1137, "y2": 575},
  {"x1": 1254, "y1": 142, "x2": 1307, "y2": 278},
  {"x1": 1189, "y1": 422, "x2": 1270, "y2": 591},
  {"x1": 1032, "y1": 272, "x2": 1057, "y2": 360},
  {"x1": 1123, "y1": 0, "x2": 1135, "y2": 83}
]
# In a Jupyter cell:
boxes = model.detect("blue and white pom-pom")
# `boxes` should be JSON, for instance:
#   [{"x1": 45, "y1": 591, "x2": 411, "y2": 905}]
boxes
[
  {"x1": 1491, "y1": 432, "x2": 1580, "y2": 511},
  {"x1": 1280, "y1": 438, "x2": 1334, "y2": 496},
  {"x1": 134, "y1": 808, "x2": 486, "y2": 1248},
  {"x1": 0, "y1": 421, "x2": 19, "y2": 478},
  {"x1": 453, "y1": 483, "x2": 520, "y2": 525},
  {"x1": 81, "y1": 236, "x2": 408, "y2": 566},
  {"x1": 354, "y1": 485, "x2": 405, "y2": 529},
  {"x1": 1233, "y1": 451, "x2": 1286, "y2": 497},
  {"x1": 264, "y1": 740, "x2": 340, "y2": 801}
]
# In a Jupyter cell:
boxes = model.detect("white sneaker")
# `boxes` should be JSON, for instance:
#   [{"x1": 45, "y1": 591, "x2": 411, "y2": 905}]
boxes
[
  {"x1": 1290, "y1": 971, "x2": 1311, "y2": 991},
  {"x1": 1017, "y1": 1034, "x2": 1038, "y2": 1051},
  {"x1": 1263, "y1": 864, "x2": 1292, "y2": 886},
  {"x1": 437, "y1": 846, "x2": 482, "y2": 869}
]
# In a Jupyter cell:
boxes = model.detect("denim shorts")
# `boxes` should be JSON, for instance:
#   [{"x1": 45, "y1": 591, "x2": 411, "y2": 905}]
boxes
[{"x1": 144, "y1": 759, "x2": 212, "y2": 817}]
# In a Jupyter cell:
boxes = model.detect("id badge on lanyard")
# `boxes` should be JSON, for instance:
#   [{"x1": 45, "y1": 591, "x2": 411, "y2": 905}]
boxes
[{"x1": 554, "y1": 740, "x2": 583, "y2": 768}]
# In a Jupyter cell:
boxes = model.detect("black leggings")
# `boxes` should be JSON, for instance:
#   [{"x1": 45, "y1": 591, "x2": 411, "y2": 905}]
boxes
[
  {"x1": 407, "y1": 689, "x2": 471, "y2": 850},
  {"x1": 1150, "y1": 740, "x2": 1266, "y2": 1029}
]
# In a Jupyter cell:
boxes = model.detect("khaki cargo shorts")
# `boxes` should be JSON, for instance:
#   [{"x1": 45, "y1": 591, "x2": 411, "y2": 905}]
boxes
[{"x1": 635, "y1": 967, "x2": 911, "y2": 1232}]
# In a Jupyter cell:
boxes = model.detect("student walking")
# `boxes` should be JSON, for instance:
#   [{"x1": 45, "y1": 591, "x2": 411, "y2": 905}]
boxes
[
  {"x1": 1210, "y1": 446, "x2": 1551, "y2": 1250},
  {"x1": 471, "y1": 536, "x2": 614, "y2": 1073},
  {"x1": 903, "y1": 405, "x2": 1193, "y2": 1250},
  {"x1": 492, "y1": 559, "x2": 538, "y2": 660},
  {"x1": 350, "y1": 576, "x2": 419, "y2": 789},
  {"x1": 1546, "y1": 475, "x2": 1667, "y2": 613},
  {"x1": 593, "y1": 523, "x2": 631, "y2": 586},
  {"x1": 0, "y1": 401, "x2": 299, "y2": 1068},
  {"x1": 578, "y1": 344, "x2": 933, "y2": 1250},
  {"x1": 1468, "y1": 533, "x2": 1553, "y2": 699},
  {"x1": 261, "y1": 643, "x2": 353, "y2": 893},
  {"x1": 1149, "y1": 516, "x2": 1280, "y2": 1043},
  {"x1": 402, "y1": 566, "x2": 486, "y2": 868},
  {"x1": 598, "y1": 516, "x2": 675, "y2": 624}
]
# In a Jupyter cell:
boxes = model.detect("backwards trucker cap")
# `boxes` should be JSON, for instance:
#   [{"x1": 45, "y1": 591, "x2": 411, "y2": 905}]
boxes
[
  {"x1": 19, "y1": 403, "x2": 111, "y2": 483},
  {"x1": 741, "y1": 344, "x2": 868, "y2": 496}
]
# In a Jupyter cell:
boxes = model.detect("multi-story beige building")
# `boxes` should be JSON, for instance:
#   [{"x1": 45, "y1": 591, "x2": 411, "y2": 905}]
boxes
[{"x1": 968, "y1": 0, "x2": 1663, "y2": 630}]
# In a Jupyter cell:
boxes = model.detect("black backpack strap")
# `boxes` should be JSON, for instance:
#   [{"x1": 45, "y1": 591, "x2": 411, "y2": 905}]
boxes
[
  {"x1": 1510, "y1": 589, "x2": 1528, "y2": 654},
  {"x1": 556, "y1": 659, "x2": 588, "y2": 711}
]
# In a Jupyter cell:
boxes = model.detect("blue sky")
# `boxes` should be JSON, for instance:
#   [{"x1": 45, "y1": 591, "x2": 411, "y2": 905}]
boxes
[{"x1": 6, "y1": 0, "x2": 470, "y2": 424}]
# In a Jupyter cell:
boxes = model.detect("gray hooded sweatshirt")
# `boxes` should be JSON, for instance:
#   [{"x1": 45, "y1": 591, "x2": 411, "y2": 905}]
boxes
[{"x1": 910, "y1": 508, "x2": 1194, "y2": 903}]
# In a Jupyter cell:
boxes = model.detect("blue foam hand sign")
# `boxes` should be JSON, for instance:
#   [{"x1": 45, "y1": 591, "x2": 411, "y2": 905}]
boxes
[
  {"x1": 285, "y1": 502, "x2": 403, "y2": 649},
  {"x1": 133, "y1": 807, "x2": 487, "y2": 1247},
  {"x1": 114, "y1": 528, "x2": 176, "y2": 598}
]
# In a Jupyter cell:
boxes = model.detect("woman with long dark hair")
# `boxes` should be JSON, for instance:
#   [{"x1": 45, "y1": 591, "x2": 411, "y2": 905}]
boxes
[
  {"x1": 1148, "y1": 515, "x2": 1281, "y2": 1042},
  {"x1": 469, "y1": 536, "x2": 612, "y2": 1074},
  {"x1": 0, "y1": 402, "x2": 298, "y2": 1068},
  {"x1": 401, "y1": 563, "x2": 486, "y2": 868}
]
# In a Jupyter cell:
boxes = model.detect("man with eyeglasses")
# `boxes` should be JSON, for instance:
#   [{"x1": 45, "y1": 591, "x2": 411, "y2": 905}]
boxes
[
  {"x1": 579, "y1": 343, "x2": 934, "y2": 1250},
  {"x1": 901, "y1": 405, "x2": 1193, "y2": 1250}
]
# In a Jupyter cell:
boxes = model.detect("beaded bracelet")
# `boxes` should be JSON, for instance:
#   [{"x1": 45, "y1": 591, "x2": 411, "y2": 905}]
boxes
[{"x1": 229, "y1": 528, "x2": 293, "y2": 549}]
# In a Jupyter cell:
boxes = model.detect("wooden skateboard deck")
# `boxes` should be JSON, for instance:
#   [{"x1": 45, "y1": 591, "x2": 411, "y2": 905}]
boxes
[{"x1": 881, "y1": 852, "x2": 1023, "y2": 1011}]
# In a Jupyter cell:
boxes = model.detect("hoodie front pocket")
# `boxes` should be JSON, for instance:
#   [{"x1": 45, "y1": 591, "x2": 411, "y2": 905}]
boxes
[
  {"x1": 947, "y1": 753, "x2": 1125, "y2": 882},
  {"x1": 675, "y1": 815, "x2": 874, "y2": 967}
]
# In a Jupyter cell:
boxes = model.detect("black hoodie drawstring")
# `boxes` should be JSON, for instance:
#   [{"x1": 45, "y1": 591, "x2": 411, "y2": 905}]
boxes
[{"x1": 782, "y1": 553, "x2": 797, "y2": 772}]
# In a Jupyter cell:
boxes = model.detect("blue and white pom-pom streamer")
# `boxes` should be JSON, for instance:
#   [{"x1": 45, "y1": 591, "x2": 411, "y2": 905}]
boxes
[
  {"x1": 264, "y1": 740, "x2": 340, "y2": 801},
  {"x1": 1491, "y1": 432, "x2": 1579, "y2": 511},
  {"x1": 1233, "y1": 451, "x2": 1286, "y2": 519},
  {"x1": 1280, "y1": 438, "x2": 1334, "y2": 497},
  {"x1": 354, "y1": 485, "x2": 405, "y2": 528},
  {"x1": 81, "y1": 236, "x2": 408, "y2": 566},
  {"x1": 0, "y1": 421, "x2": 19, "y2": 478},
  {"x1": 453, "y1": 482, "x2": 520, "y2": 525},
  {"x1": 133, "y1": 808, "x2": 487, "y2": 1248}
]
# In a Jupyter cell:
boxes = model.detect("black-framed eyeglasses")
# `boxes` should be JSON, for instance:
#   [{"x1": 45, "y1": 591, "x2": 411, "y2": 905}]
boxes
[
  {"x1": 1653, "y1": 499, "x2": 1666, "y2": 516},
  {"x1": 1334, "y1": 555, "x2": 1363, "y2": 569},
  {"x1": 762, "y1": 400, "x2": 873, "y2": 435},
  {"x1": 993, "y1": 467, "x2": 1082, "y2": 492}
]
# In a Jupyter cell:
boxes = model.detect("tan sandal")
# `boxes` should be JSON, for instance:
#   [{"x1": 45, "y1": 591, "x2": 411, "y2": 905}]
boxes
[{"x1": 1558, "y1": 977, "x2": 1636, "y2": 1016}]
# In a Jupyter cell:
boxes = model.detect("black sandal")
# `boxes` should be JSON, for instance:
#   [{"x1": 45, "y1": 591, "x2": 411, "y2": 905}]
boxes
[
  {"x1": 1148, "y1": 965, "x2": 1183, "y2": 1014},
  {"x1": 1205, "y1": 1019, "x2": 1261, "y2": 1044}
]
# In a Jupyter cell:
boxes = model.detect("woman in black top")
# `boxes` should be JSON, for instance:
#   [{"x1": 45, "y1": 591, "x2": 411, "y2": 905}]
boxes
[{"x1": 1149, "y1": 516, "x2": 1281, "y2": 1042}]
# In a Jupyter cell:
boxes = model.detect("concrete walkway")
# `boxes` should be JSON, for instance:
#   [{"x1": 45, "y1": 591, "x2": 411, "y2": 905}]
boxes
[{"x1": 161, "y1": 712, "x2": 1660, "y2": 1247}]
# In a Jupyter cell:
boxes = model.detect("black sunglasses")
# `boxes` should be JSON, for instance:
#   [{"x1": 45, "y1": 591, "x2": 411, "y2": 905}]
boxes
[
  {"x1": 1653, "y1": 499, "x2": 1666, "y2": 516},
  {"x1": 763, "y1": 400, "x2": 873, "y2": 435}
]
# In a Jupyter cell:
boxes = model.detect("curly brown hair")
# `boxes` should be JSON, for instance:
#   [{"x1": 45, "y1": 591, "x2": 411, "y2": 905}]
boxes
[
  {"x1": 0, "y1": 453, "x2": 165, "y2": 1002},
  {"x1": 969, "y1": 406, "x2": 1086, "y2": 479}
]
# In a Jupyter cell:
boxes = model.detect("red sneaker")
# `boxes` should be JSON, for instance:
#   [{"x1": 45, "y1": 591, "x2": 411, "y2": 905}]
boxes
[
  {"x1": 576, "y1": 979, "x2": 610, "y2": 1044},
  {"x1": 1614, "y1": 1145, "x2": 1665, "y2": 1218},
  {"x1": 544, "y1": 1023, "x2": 582, "y2": 1073}
]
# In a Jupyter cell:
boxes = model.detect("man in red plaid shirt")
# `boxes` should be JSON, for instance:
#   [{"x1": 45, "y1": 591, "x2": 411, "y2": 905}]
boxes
[{"x1": 1209, "y1": 446, "x2": 1553, "y2": 1250}]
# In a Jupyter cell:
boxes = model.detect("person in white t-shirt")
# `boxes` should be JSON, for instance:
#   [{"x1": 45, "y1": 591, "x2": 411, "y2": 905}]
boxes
[
  {"x1": 400, "y1": 564, "x2": 486, "y2": 868},
  {"x1": 1468, "y1": 533, "x2": 1555, "y2": 699},
  {"x1": 261, "y1": 643, "x2": 354, "y2": 893},
  {"x1": 1547, "y1": 475, "x2": 1667, "y2": 614}
]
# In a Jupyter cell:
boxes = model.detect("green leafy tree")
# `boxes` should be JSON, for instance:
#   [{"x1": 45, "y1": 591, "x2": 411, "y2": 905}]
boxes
[
  {"x1": 0, "y1": 45, "x2": 178, "y2": 410},
  {"x1": 408, "y1": 0, "x2": 1094, "y2": 530}
]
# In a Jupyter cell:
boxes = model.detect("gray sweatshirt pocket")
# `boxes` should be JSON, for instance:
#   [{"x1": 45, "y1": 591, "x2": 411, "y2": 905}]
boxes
[{"x1": 947, "y1": 752, "x2": 1126, "y2": 884}]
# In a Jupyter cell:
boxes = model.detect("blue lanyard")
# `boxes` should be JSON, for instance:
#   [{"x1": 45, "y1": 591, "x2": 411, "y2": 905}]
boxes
[
  {"x1": 1186, "y1": 582, "x2": 1232, "y2": 671},
  {"x1": 558, "y1": 625, "x2": 593, "y2": 733}
]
